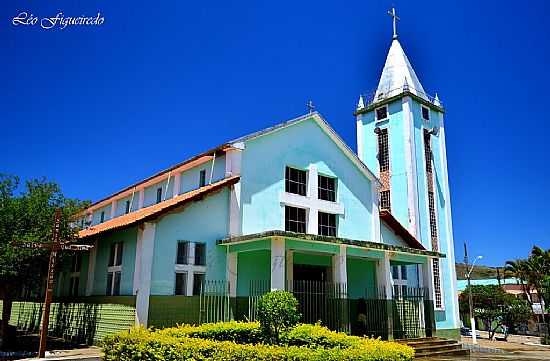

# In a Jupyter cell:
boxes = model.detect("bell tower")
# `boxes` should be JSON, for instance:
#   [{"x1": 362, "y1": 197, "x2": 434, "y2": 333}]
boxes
[{"x1": 355, "y1": 8, "x2": 460, "y2": 333}]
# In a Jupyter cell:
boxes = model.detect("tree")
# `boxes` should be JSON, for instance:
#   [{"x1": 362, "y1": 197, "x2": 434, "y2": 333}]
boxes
[
  {"x1": 458, "y1": 285, "x2": 532, "y2": 340},
  {"x1": 0, "y1": 174, "x2": 88, "y2": 348},
  {"x1": 506, "y1": 246, "x2": 550, "y2": 334},
  {"x1": 257, "y1": 290, "x2": 301, "y2": 344}
]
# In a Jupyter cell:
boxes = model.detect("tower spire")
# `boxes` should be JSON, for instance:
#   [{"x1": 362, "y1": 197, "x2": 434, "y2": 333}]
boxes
[{"x1": 387, "y1": 7, "x2": 400, "y2": 39}]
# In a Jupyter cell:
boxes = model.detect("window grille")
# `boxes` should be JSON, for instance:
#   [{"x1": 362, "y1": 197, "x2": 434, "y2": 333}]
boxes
[
  {"x1": 285, "y1": 167, "x2": 307, "y2": 196},
  {"x1": 194, "y1": 243, "x2": 206, "y2": 266},
  {"x1": 380, "y1": 190, "x2": 391, "y2": 211},
  {"x1": 318, "y1": 212, "x2": 337, "y2": 237},
  {"x1": 285, "y1": 206, "x2": 306, "y2": 233},
  {"x1": 377, "y1": 128, "x2": 390, "y2": 172},
  {"x1": 192, "y1": 273, "x2": 205, "y2": 296},
  {"x1": 318, "y1": 175, "x2": 336, "y2": 202}
]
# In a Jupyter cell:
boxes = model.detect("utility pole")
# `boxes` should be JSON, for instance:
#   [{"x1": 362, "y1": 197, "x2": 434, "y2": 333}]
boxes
[
  {"x1": 464, "y1": 241, "x2": 482, "y2": 345},
  {"x1": 17, "y1": 209, "x2": 93, "y2": 358}
]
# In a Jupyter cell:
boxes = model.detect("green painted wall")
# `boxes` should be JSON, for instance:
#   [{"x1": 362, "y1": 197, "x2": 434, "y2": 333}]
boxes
[
  {"x1": 92, "y1": 227, "x2": 138, "y2": 296},
  {"x1": 236, "y1": 250, "x2": 270, "y2": 296},
  {"x1": 293, "y1": 252, "x2": 331, "y2": 267},
  {"x1": 148, "y1": 296, "x2": 201, "y2": 328},
  {"x1": 346, "y1": 257, "x2": 376, "y2": 299},
  {"x1": 1, "y1": 299, "x2": 135, "y2": 345}
]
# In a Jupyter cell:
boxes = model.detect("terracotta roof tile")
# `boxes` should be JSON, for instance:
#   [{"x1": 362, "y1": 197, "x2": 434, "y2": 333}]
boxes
[
  {"x1": 379, "y1": 210, "x2": 425, "y2": 250},
  {"x1": 79, "y1": 176, "x2": 239, "y2": 239}
]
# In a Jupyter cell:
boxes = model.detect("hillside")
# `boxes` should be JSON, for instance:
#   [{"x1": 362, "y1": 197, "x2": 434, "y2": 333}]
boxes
[{"x1": 455, "y1": 263, "x2": 501, "y2": 280}]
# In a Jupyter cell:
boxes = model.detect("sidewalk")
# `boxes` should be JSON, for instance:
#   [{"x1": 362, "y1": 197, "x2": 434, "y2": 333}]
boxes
[
  {"x1": 19, "y1": 347, "x2": 102, "y2": 361},
  {"x1": 459, "y1": 331, "x2": 550, "y2": 361}
]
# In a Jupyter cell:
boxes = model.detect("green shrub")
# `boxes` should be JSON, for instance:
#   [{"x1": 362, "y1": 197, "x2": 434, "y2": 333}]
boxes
[
  {"x1": 103, "y1": 326, "x2": 415, "y2": 361},
  {"x1": 257, "y1": 290, "x2": 301, "y2": 344},
  {"x1": 283, "y1": 323, "x2": 361, "y2": 348},
  {"x1": 159, "y1": 321, "x2": 262, "y2": 344}
]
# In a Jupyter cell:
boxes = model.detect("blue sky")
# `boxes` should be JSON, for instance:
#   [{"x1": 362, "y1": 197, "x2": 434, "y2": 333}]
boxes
[{"x1": 2, "y1": 1, "x2": 549, "y2": 266}]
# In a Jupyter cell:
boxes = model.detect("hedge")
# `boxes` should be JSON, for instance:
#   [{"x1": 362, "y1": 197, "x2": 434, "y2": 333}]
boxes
[{"x1": 103, "y1": 323, "x2": 414, "y2": 361}]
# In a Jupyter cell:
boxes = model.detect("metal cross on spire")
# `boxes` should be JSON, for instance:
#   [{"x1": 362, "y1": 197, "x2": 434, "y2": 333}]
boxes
[
  {"x1": 307, "y1": 100, "x2": 315, "y2": 114},
  {"x1": 387, "y1": 7, "x2": 400, "y2": 39}
]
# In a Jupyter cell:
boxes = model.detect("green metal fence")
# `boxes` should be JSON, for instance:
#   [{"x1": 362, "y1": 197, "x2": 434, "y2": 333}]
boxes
[{"x1": 0, "y1": 299, "x2": 135, "y2": 345}]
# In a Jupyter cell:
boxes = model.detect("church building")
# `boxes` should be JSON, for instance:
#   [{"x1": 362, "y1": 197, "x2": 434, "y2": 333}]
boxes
[{"x1": 58, "y1": 13, "x2": 460, "y2": 339}]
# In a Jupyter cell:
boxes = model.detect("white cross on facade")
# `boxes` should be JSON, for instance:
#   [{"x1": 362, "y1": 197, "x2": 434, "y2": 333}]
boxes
[{"x1": 387, "y1": 7, "x2": 400, "y2": 39}]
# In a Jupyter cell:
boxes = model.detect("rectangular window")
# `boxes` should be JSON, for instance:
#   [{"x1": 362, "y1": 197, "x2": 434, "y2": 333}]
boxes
[
  {"x1": 71, "y1": 254, "x2": 82, "y2": 273},
  {"x1": 108, "y1": 242, "x2": 123, "y2": 267},
  {"x1": 285, "y1": 206, "x2": 306, "y2": 233},
  {"x1": 391, "y1": 266, "x2": 399, "y2": 280},
  {"x1": 100, "y1": 211, "x2": 105, "y2": 223},
  {"x1": 199, "y1": 170, "x2": 207, "y2": 187},
  {"x1": 156, "y1": 187, "x2": 163, "y2": 204},
  {"x1": 401, "y1": 265, "x2": 408, "y2": 280},
  {"x1": 69, "y1": 276, "x2": 79, "y2": 297},
  {"x1": 285, "y1": 167, "x2": 307, "y2": 196},
  {"x1": 318, "y1": 212, "x2": 337, "y2": 237},
  {"x1": 106, "y1": 271, "x2": 121, "y2": 296},
  {"x1": 380, "y1": 190, "x2": 391, "y2": 211},
  {"x1": 175, "y1": 272, "x2": 187, "y2": 295},
  {"x1": 376, "y1": 106, "x2": 388, "y2": 121},
  {"x1": 176, "y1": 241, "x2": 190, "y2": 265},
  {"x1": 422, "y1": 106, "x2": 430, "y2": 121},
  {"x1": 433, "y1": 259, "x2": 443, "y2": 308},
  {"x1": 318, "y1": 175, "x2": 336, "y2": 202},
  {"x1": 377, "y1": 128, "x2": 389, "y2": 172},
  {"x1": 192, "y1": 273, "x2": 205, "y2": 296},
  {"x1": 194, "y1": 243, "x2": 206, "y2": 266},
  {"x1": 125, "y1": 200, "x2": 131, "y2": 214}
]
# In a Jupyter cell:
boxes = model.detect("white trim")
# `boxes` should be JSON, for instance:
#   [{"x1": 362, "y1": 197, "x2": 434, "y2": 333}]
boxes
[
  {"x1": 356, "y1": 117, "x2": 364, "y2": 161},
  {"x1": 286, "y1": 249, "x2": 294, "y2": 290},
  {"x1": 133, "y1": 228, "x2": 143, "y2": 295},
  {"x1": 279, "y1": 193, "x2": 345, "y2": 217},
  {"x1": 229, "y1": 182, "x2": 242, "y2": 237},
  {"x1": 110, "y1": 200, "x2": 117, "y2": 220},
  {"x1": 332, "y1": 245, "x2": 347, "y2": 292},
  {"x1": 402, "y1": 97, "x2": 420, "y2": 237},
  {"x1": 135, "y1": 222, "x2": 155, "y2": 326},
  {"x1": 270, "y1": 237, "x2": 285, "y2": 290},
  {"x1": 138, "y1": 189, "x2": 145, "y2": 209},
  {"x1": 172, "y1": 173, "x2": 181, "y2": 198},
  {"x1": 226, "y1": 252, "x2": 237, "y2": 297},
  {"x1": 377, "y1": 252, "x2": 393, "y2": 300}
]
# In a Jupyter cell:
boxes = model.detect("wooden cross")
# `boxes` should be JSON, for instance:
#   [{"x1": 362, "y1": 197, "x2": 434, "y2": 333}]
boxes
[
  {"x1": 15, "y1": 209, "x2": 93, "y2": 358},
  {"x1": 387, "y1": 7, "x2": 400, "y2": 39}
]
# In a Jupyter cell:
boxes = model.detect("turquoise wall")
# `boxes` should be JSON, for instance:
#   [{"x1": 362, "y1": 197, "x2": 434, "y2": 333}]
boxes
[
  {"x1": 236, "y1": 250, "x2": 270, "y2": 296},
  {"x1": 346, "y1": 258, "x2": 376, "y2": 299},
  {"x1": 150, "y1": 188, "x2": 229, "y2": 295},
  {"x1": 240, "y1": 117, "x2": 374, "y2": 241},
  {"x1": 92, "y1": 204, "x2": 112, "y2": 225},
  {"x1": 180, "y1": 155, "x2": 226, "y2": 194},
  {"x1": 91, "y1": 227, "x2": 138, "y2": 295}
]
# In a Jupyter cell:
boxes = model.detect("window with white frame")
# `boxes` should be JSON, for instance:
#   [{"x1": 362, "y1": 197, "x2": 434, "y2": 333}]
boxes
[
  {"x1": 285, "y1": 206, "x2": 306, "y2": 233},
  {"x1": 194, "y1": 243, "x2": 206, "y2": 266},
  {"x1": 421, "y1": 106, "x2": 430, "y2": 121},
  {"x1": 391, "y1": 265, "x2": 408, "y2": 297},
  {"x1": 106, "y1": 242, "x2": 123, "y2": 296},
  {"x1": 376, "y1": 106, "x2": 388, "y2": 121},
  {"x1": 175, "y1": 272, "x2": 187, "y2": 295},
  {"x1": 318, "y1": 212, "x2": 337, "y2": 237},
  {"x1": 69, "y1": 254, "x2": 81, "y2": 297},
  {"x1": 285, "y1": 166, "x2": 307, "y2": 196},
  {"x1": 318, "y1": 175, "x2": 336, "y2": 202},
  {"x1": 176, "y1": 241, "x2": 190, "y2": 265},
  {"x1": 192, "y1": 273, "x2": 205, "y2": 296}
]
